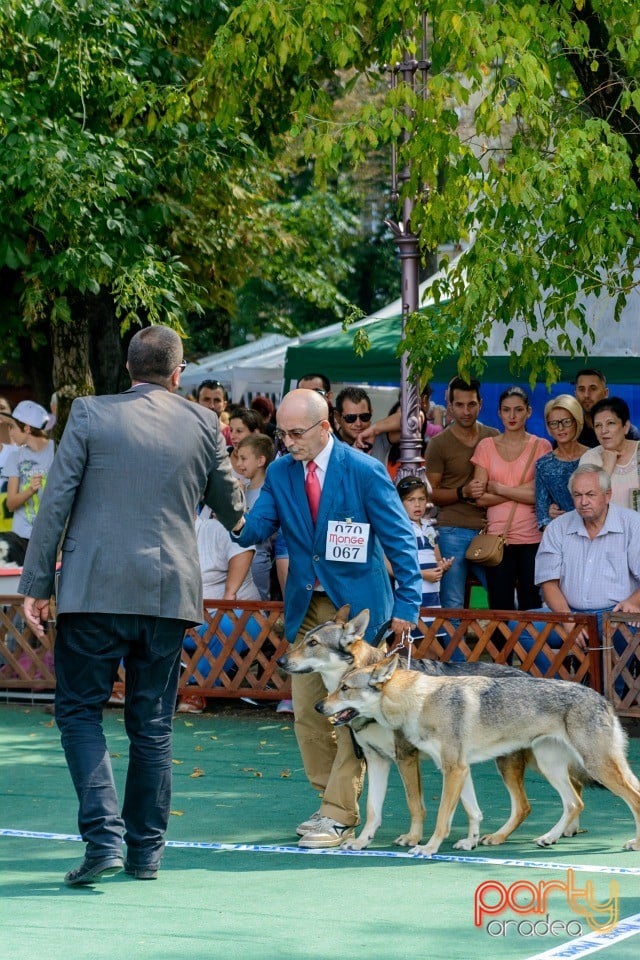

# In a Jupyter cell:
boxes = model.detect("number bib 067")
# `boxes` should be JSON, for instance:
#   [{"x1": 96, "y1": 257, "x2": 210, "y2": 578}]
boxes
[{"x1": 325, "y1": 521, "x2": 370, "y2": 563}]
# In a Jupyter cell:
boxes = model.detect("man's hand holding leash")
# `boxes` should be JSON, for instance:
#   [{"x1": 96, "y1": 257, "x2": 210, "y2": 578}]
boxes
[{"x1": 391, "y1": 617, "x2": 415, "y2": 638}]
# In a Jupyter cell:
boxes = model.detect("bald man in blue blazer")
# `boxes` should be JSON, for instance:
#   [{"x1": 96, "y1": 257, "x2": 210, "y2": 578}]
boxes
[{"x1": 234, "y1": 388, "x2": 422, "y2": 848}]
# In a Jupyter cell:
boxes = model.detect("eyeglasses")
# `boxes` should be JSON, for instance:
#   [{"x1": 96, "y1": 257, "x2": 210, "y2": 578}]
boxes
[
  {"x1": 178, "y1": 360, "x2": 187, "y2": 372},
  {"x1": 546, "y1": 417, "x2": 574, "y2": 430},
  {"x1": 340, "y1": 412, "x2": 372, "y2": 424},
  {"x1": 274, "y1": 420, "x2": 324, "y2": 442}
]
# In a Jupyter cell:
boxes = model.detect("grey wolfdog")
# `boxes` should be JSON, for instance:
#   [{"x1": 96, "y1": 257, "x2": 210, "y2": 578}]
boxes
[
  {"x1": 281, "y1": 607, "x2": 582, "y2": 851},
  {"x1": 317, "y1": 646, "x2": 640, "y2": 856}
]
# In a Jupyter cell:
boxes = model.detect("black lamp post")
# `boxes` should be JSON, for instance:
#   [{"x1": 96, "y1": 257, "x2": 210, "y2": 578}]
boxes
[{"x1": 385, "y1": 19, "x2": 431, "y2": 482}]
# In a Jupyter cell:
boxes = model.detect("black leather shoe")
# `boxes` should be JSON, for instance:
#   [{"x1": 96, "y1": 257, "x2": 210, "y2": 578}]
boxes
[
  {"x1": 64, "y1": 855, "x2": 124, "y2": 886},
  {"x1": 125, "y1": 861, "x2": 158, "y2": 880}
]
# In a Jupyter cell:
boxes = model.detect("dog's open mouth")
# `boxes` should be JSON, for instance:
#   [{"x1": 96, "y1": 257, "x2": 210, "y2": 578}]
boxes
[{"x1": 328, "y1": 708, "x2": 359, "y2": 726}]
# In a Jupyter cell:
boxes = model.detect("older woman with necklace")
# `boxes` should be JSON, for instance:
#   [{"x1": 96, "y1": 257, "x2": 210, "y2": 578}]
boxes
[
  {"x1": 535, "y1": 395, "x2": 588, "y2": 530},
  {"x1": 579, "y1": 396, "x2": 640, "y2": 508}
]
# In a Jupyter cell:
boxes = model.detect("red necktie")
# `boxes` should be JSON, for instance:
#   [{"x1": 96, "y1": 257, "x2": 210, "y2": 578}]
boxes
[{"x1": 305, "y1": 460, "x2": 321, "y2": 523}]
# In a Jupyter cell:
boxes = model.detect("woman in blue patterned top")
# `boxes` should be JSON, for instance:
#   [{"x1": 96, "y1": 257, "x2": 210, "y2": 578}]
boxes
[{"x1": 535, "y1": 395, "x2": 588, "y2": 530}]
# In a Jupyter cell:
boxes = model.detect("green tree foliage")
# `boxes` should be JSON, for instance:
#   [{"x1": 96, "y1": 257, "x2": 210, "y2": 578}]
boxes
[
  {"x1": 0, "y1": 0, "x2": 381, "y2": 413},
  {"x1": 207, "y1": 0, "x2": 640, "y2": 384},
  {"x1": 0, "y1": 0, "x2": 222, "y2": 403}
]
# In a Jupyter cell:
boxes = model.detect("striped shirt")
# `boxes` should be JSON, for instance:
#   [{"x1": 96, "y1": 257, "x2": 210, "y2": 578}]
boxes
[
  {"x1": 534, "y1": 504, "x2": 640, "y2": 609},
  {"x1": 413, "y1": 518, "x2": 441, "y2": 610}
]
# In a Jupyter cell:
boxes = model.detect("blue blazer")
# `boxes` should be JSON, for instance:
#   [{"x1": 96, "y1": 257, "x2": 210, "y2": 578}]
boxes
[{"x1": 236, "y1": 440, "x2": 422, "y2": 642}]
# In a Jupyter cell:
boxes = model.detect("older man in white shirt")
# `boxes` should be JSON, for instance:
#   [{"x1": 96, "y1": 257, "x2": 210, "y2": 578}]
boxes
[{"x1": 519, "y1": 463, "x2": 640, "y2": 678}]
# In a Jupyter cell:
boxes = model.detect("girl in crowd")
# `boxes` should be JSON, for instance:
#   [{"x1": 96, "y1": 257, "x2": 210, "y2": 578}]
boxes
[
  {"x1": 535, "y1": 395, "x2": 588, "y2": 530},
  {"x1": 471, "y1": 386, "x2": 551, "y2": 610},
  {"x1": 226, "y1": 406, "x2": 264, "y2": 485},
  {"x1": 579, "y1": 396, "x2": 640, "y2": 508}
]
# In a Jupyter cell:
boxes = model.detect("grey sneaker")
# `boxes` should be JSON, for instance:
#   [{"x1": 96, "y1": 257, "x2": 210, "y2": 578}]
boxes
[
  {"x1": 297, "y1": 817, "x2": 355, "y2": 848},
  {"x1": 296, "y1": 811, "x2": 322, "y2": 837}
]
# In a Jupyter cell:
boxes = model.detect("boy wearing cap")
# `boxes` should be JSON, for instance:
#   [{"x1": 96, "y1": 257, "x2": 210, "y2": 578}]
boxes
[{"x1": 5, "y1": 400, "x2": 55, "y2": 548}]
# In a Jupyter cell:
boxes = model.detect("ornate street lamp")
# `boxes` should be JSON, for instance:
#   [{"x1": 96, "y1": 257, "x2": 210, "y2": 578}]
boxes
[{"x1": 385, "y1": 17, "x2": 430, "y2": 482}]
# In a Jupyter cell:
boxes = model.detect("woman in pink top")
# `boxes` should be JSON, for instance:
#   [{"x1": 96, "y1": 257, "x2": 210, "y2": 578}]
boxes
[{"x1": 471, "y1": 387, "x2": 552, "y2": 611}]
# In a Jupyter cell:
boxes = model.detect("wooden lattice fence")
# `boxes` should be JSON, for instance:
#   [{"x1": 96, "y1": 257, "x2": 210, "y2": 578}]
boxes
[{"x1": 3, "y1": 597, "x2": 640, "y2": 711}]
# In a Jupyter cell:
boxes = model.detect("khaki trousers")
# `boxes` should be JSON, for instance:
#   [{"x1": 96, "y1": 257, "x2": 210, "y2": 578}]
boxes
[{"x1": 291, "y1": 594, "x2": 365, "y2": 826}]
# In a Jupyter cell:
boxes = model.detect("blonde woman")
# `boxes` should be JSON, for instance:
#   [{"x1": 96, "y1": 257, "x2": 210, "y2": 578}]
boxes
[{"x1": 535, "y1": 395, "x2": 588, "y2": 530}]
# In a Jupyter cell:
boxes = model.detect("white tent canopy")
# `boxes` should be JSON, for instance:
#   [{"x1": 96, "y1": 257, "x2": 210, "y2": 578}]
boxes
[
  {"x1": 484, "y1": 267, "x2": 640, "y2": 358},
  {"x1": 178, "y1": 334, "x2": 291, "y2": 400}
]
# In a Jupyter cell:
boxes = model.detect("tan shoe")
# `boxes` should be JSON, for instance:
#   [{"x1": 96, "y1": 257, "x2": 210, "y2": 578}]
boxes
[{"x1": 297, "y1": 817, "x2": 355, "y2": 848}]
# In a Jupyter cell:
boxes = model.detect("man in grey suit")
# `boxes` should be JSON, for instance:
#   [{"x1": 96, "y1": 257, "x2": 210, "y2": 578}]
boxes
[{"x1": 20, "y1": 326, "x2": 244, "y2": 886}]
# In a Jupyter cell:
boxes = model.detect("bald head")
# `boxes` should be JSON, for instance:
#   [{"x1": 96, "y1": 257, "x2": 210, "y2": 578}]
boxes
[
  {"x1": 276, "y1": 389, "x2": 330, "y2": 460},
  {"x1": 279, "y1": 388, "x2": 329, "y2": 422}
]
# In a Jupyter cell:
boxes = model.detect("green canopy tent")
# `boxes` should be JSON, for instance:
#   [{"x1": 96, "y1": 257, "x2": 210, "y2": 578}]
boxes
[
  {"x1": 283, "y1": 284, "x2": 640, "y2": 390},
  {"x1": 282, "y1": 306, "x2": 456, "y2": 391}
]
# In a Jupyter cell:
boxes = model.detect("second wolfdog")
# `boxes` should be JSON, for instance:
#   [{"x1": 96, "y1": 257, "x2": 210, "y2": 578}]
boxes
[
  {"x1": 281, "y1": 607, "x2": 573, "y2": 850},
  {"x1": 317, "y1": 649, "x2": 640, "y2": 855}
]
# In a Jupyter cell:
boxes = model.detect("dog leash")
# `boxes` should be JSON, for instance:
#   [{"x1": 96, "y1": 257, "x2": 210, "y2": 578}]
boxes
[
  {"x1": 371, "y1": 619, "x2": 394, "y2": 648},
  {"x1": 388, "y1": 627, "x2": 414, "y2": 668}
]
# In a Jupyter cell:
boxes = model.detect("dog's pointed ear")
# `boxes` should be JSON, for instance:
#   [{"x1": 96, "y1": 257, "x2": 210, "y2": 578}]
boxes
[
  {"x1": 334, "y1": 605, "x2": 351, "y2": 624},
  {"x1": 369, "y1": 653, "x2": 399, "y2": 687},
  {"x1": 339, "y1": 609, "x2": 370, "y2": 651}
]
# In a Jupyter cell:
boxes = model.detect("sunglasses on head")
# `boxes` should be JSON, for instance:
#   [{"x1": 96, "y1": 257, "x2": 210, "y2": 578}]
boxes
[
  {"x1": 341, "y1": 412, "x2": 372, "y2": 424},
  {"x1": 396, "y1": 476, "x2": 426, "y2": 492}
]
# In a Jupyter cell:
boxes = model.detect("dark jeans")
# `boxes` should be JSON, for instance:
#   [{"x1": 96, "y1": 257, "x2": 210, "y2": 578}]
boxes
[
  {"x1": 54, "y1": 612, "x2": 188, "y2": 865},
  {"x1": 485, "y1": 542, "x2": 541, "y2": 611}
]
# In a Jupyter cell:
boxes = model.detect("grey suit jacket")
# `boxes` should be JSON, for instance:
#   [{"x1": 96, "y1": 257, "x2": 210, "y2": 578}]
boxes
[{"x1": 19, "y1": 384, "x2": 245, "y2": 623}]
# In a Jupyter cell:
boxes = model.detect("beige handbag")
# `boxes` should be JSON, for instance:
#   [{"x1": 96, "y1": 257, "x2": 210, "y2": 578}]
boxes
[
  {"x1": 464, "y1": 439, "x2": 539, "y2": 567},
  {"x1": 464, "y1": 530, "x2": 506, "y2": 566}
]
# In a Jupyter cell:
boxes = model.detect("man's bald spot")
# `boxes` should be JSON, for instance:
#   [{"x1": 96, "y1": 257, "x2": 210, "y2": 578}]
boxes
[{"x1": 279, "y1": 388, "x2": 329, "y2": 423}]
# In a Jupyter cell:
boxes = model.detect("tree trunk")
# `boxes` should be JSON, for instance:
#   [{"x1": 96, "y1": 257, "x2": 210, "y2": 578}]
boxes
[
  {"x1": 51, "y1": 307, "x2": 95, "y2": 443},
  {"x1": 562, "y1": 0, "x2": 640, "y2": 190},
  {"x1": 88, "y1": 293, "x2": 131, "y2": 396}
]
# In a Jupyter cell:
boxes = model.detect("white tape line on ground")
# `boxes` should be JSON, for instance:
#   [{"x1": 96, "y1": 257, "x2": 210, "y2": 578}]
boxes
[
  {"x1": 2, "y1": 828, "x2": 640, "y2": 875},
  {"x1": 524, "y1": 911, "x2": 640, "y2": 960}
]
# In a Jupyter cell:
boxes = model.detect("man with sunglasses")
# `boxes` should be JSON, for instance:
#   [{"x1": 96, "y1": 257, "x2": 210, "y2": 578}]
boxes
[
  {"x1": 232, "y1": 387, "x2": 422, "y2": 849},
  {"x1": 334, "y1": 386, "x2": 373, "y2": 450}
]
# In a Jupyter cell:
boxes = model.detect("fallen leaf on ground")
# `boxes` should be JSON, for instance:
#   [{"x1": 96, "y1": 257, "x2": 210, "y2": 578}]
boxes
[
  {"x1": 190, "y1": 767, "x2": 205, "y2": 778},
  {"x1": 172, "y1": 759, "x2": 184, "y2": 765},
  {"x1": 170, "y1": 810, "x2": 184, "y2": 817},
  {"x1": 242, "y1": 767, "x2": 263, "y2": 778},
  {"x1": 194, "y1": 744, "x2": 203, "y2": 751},
  {"x1": 280, "y1": 769, "x2": 292, "y2": 778}
]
